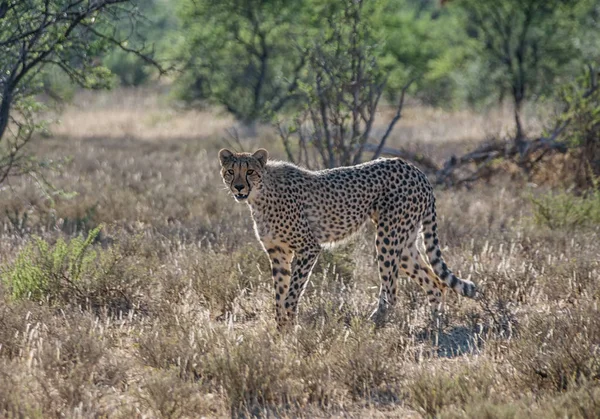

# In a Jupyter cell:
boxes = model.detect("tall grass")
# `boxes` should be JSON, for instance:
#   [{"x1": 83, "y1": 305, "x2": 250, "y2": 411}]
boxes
[{"x1": 0, "y1": 89, "x2": 598, "y2": 417}]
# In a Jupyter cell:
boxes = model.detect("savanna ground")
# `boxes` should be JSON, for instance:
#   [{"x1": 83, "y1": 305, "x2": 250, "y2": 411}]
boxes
[{"x1": 0, "y1": 89, "x2": 599, "y2": 418}]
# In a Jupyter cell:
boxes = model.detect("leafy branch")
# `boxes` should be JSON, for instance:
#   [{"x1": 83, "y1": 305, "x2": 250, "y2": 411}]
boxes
[{"x1": 0, "y1": 0, "x2": 166, "y2": 185}]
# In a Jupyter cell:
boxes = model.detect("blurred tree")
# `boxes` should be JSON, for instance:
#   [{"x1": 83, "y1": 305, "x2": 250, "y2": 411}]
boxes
[
  {"x1": 174, "y1": 0, "x2": 460, "y2": 120},
  {"x1": 451, "y1": 0, "x2": 594, "y2": 148},
  {"x1": 174, "y1": 0, "x2": 307, "y2": 123},
  {"x1": 556, "y1": 63, "x2": 600, "y2": 188},
  {"x1": 103, "y1": 0, "x2": 178, "y2": 87},
  {"x1": 277, "y1": 0, "x2": 416, "y2": 168},
  {"x1": 378, "y1": 0, "x2": 465, "y2": 106},
  {"x1": 0, "y1": 0, "x2": 163, "y2": 185}
]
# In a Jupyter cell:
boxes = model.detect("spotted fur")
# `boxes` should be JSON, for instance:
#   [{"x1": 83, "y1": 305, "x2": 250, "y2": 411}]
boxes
[{"x1": 219, "y1": 148, "x2": 477, "y2": 328}]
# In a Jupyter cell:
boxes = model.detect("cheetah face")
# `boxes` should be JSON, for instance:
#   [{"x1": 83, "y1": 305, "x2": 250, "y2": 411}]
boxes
[{"x1": 218, "y1": 148, "x2": 268, "y2": 201}]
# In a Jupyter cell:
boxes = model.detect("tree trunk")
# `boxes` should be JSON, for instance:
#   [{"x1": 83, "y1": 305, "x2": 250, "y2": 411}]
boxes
[
  {"x1": 0, "y1": 88, "x2": 12, "y2": 146},
  {"x1": 513, "y1": 102, "x2": 526, "y2": 154}
]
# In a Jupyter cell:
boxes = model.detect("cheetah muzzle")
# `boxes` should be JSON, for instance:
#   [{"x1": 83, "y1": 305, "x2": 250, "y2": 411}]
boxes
[{"x1": 218, "y1": 148, "x2": 477, "y2": 329}]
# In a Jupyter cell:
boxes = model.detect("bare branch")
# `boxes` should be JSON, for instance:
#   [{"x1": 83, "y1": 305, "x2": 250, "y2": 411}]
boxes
[
  {"x1": 276, "y1": 1, "x2": 396, "y2": 168},
  {"x1": 80, "y1": 23, "x2": 168, "y2": 75},
  {"x1": 222, "y1": 127, "x2": 245, "y2": 152},
  {"x1": 275, "y1": 121, "x2": 296, "y2": 164},
  {"x1": 372, "y1": 79, "x2": 415, "y2": 160}
]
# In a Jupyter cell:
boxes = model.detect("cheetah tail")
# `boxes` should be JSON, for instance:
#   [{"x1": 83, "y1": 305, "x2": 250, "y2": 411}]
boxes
[{"x1": 421, "y1": 200, "x2": 476, "y2": 298}]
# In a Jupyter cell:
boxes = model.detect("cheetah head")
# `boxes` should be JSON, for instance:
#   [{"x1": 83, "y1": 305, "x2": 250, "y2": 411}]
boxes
[{"x1": 218, "y1": 148, "x2": 268, "y2": 201}]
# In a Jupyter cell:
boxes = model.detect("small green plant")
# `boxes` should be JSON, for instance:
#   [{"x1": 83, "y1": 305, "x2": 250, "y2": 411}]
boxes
[
  {"x1": 530, "y1": 188, "x2": 600, "y2": 230},
  {"x1": 4, "y1": 226, "x2": 102, "y2": 302},
  {"x1": 1, "y1": 226, "x2": 150, "y2": 313}
]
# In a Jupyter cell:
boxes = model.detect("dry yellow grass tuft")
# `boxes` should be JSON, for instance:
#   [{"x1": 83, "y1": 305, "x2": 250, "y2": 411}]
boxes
[{"x1": 0, "y1": 89, "x2": 598, "y2": 417}]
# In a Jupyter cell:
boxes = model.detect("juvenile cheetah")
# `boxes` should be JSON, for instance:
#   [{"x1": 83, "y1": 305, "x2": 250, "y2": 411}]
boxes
[{"x1": 218, "y1": 148, "x2": 476, "y2": 328}]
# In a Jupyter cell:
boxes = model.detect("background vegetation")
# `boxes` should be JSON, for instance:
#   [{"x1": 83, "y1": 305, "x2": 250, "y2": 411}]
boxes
[{"x1": 0, "y1": 0, "x2": 599, "y2": 417}]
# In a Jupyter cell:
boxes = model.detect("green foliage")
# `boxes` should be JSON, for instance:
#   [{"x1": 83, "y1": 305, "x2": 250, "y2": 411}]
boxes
[
  {"x1": 168, "y1": 0, "x2": 599, "y2": 122},
  {"x1": 104, "y1": 50, "x2": 151, "y2": 87},
  {"x1": 174, "y1": 0, "x2": 307, "y2": 122},
  {"x1": 39, "y1": 66, "x2": 78, "y2": 103},
  {"x1": 172, "y1": 0, "x2": 461, "y2": 120},
  {"x1": 282, "y1": 0, "x2": 394, "y2": 167},
  {"x1": 530, "y1": 188, "x2": 600, "y2": 230},
  {"x1": 4, "y1": 226, "x2": 102, "y2": 302},
  {"x1": 559, "y1": 68, "x2": 600, "y2": 148},
  {"x1": 2, "y1": 226, "x2": 151, "y2": 313},
  {"x1": 555, "y1": 64, "x2": 600, "y2": 186},
  {"x1": 173, "y1": 0, "x2": 600, "y2": 120},
  {"x1": 378, "y1": 0, "x2": 467, "y2": 106},
  {"x1": 447, "y1": 0, "x2": 598, "y2": 118},
  {"x1": 0, "y1": 0, "x2": 160, "y2": 186},
  {"x1": 102, "y1": 0, "x2": 177, "y2": 87}
]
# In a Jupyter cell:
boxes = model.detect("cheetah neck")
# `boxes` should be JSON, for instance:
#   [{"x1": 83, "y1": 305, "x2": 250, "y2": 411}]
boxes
[{"x1": 246, "y1": 162, "x2": 304, "y2": 214}]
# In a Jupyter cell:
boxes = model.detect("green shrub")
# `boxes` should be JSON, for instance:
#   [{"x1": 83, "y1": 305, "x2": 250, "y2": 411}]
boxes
[
  {"x1": 1, "y1": 226, "x2": 152, "y2": 313},
  {"x1": 4, "y1": 226, "x2": 101, "y2": 302},
  {"x1": 530, "y1": 189, "x2": 600, "y2": 230},
  {"x1": 556, "y1": 65, "x2": 600, "y2": 188},
  {"x1": 104, "y1": 49, "x2": 151, "y2": 87},
  {"x1": 39, "y1": 65, "x2": 77, "y2": 103}
]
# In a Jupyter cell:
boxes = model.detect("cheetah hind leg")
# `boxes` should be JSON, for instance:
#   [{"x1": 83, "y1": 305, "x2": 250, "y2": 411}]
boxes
[
  {"x1": 399, "y1": 243, "x2": 448, "y2": 328},
  {"x1": 370, "y1": 223, "x2": 403, "y2": 327}
]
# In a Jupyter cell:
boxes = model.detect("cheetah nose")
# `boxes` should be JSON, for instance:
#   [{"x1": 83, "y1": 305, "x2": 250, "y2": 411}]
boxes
[{"x1": 234, "y1": 184, "x2": 245, "y2": 192}]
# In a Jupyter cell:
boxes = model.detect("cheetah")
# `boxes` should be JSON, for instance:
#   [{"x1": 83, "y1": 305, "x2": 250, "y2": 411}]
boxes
[{"x1": 218, "y1": 148, "x2": 477, "y2": 328}]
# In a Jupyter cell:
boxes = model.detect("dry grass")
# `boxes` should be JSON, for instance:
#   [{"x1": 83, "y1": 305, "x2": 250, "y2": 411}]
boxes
[{"x1": 0, "y1": 89, "x2": 598, "y2": 418}]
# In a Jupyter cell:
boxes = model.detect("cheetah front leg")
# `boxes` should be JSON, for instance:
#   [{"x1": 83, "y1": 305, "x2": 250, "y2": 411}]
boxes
[
  {"x1": 283, "y1": 243, "x2": 321, "y2": 326},
  {"x1": 264, "y1": 243, "x2": 293, "y2": 329}
]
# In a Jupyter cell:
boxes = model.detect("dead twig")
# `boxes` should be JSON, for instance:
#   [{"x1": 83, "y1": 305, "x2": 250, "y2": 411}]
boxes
[{"x1": 371, "y1": 79, "x2": 415, "y2": 161}]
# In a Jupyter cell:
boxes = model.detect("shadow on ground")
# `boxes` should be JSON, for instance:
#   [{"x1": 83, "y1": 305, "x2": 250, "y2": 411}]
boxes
[{"x1": 416, "y1": 325, "x2": 482, "y2": 358}]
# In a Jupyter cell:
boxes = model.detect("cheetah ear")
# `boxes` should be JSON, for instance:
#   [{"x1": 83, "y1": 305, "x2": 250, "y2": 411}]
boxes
[
  {"x1": 219, "y1": 148, "x2": 234, "y2": 166},
  {"x1": 252, "y1": 149, "x2": 268, "y2": 167}
]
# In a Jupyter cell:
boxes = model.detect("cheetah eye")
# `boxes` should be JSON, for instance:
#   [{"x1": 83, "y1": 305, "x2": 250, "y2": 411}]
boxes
[
  {"x1": 227, "y1": 169, "x2": 234, "y2": 175},
  {"x1": 247, "y1": 169, "x2": 255, "y2": 175}
]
